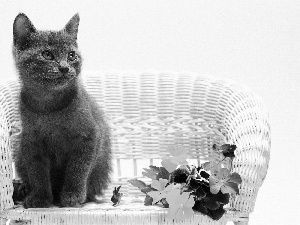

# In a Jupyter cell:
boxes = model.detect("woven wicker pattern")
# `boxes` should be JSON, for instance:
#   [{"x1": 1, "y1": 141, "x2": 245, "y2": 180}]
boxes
[{"x1": 0, "y1": 71, "x2": 270, "y2": 224}]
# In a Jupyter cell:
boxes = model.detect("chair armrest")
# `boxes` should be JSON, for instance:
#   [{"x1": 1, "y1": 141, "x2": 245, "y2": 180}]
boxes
[
  {"x1": 222, "y1": 83, "x2": 271, "y2": 213},
  {"x1": 0, "y1": 92, "x2": 14, "y2": 211}
]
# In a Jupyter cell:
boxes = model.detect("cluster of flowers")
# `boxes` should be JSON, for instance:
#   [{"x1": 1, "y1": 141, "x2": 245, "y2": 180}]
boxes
[{"x1": 114, "y1": 144, "x2": 242, "y2": 221}]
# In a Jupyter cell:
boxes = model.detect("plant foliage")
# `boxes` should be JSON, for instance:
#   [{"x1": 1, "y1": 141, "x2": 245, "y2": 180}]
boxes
[{"x1": 125, "y1": 144, "x2": 242, "y2": 221}]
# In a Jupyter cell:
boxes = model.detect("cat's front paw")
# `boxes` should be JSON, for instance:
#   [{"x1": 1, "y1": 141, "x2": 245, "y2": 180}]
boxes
[
  {"x1": 60, "y1": 191, "x2": 86, "y2": 207},
  {"x1": 24, "y1": 193, "x2": 53, "y2": 208}
]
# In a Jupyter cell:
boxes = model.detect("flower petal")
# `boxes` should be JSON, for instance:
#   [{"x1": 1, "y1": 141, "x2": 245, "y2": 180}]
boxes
[
  {"x1": 217, "y1": 168, "x2": 231, "y2": 181},
  {"x1": 189, "y1": 178, "x2": 201, "y2": 190},
  {"x1": 221, "y1": 182, "x2": 240, "y2": 194},
  {"x1": 221, "y1": 144, "x2": 236, "y2": 151},
  {"x1": 193, "y1": 201, "x2": 209, "y2": 215},
  {"x1": 210, "y1": 183, "x2": 223, "y2": 195},
  {"x1": 223, "y1": 151, "x2": 235, "y2": 157},
  {"x1": 213, "y1": 192, "x2": 230, "y2": 205},
  {"x1": 202, "y1": 162, "x2": 211, "y2": 171},
  {"x1": 200, "y1": 170, "x2": 210, "y2": 180},
  {"x1": 204, "y1": 197, "x2": 220, "y2": 210},
  {"x1": 209, "y1": 174, "x2": 220, "y2": 187},
  {"x1": 209, "y1": 176, "x2": 224, "y2": 194},
  {"x1": 207, "y1": 205, "x2": 226, "y2": 221},
  {"x1": 192, "y1": 187, "x2": 205, "y2": 199},
  {"x1": 220, "y1": 144, "x2": 231, "y2": 151},
  {"x1": 201, "y1": 182, "x2": 211, "y2": 194},
  {"x1": 228, "y1": 172, "x2": 242, "y2": 184}
]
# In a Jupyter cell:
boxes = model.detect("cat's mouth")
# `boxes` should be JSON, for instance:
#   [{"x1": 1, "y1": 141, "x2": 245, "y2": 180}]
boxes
[
  {"x1": 44, "y1": 76, "x2": 68, "y2": 84},
  {"x1": 40, "y1": 74, "x2": 75, "y2": 87},
  {"x1": 46, "y1": 76, "x2": 68, "y2": 82}
]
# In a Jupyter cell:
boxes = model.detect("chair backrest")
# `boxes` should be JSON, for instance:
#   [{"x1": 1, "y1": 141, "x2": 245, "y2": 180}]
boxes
[{"x1": 0, "y1": 71, "x2": 270, "y2": 212}]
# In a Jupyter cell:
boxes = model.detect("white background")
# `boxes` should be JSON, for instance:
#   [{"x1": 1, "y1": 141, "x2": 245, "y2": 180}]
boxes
[{"x1": 1, "y1": 1, "x2": 299, "y2": 224}]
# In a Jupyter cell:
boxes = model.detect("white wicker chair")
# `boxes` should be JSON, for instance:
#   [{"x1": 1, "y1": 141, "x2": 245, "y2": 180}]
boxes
[{"x1": 0, "y1": 71, "x2": 270, "y2": 225}]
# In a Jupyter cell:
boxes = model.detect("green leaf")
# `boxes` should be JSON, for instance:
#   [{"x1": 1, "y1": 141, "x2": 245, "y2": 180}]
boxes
[
  {"x1": 142, "y1": 168, "x2": 157, "y2": 180},
  {"x1": 128, "y1": 179, "x2": 147, "y2": 189},
  {"x1": 166, "y1": 189, "x2": 195, "y2": 221},
  {"x1": 151, "y1": 179, "x2": 168, "y2": 191},
  {"x1": 147, "y1": 191, "x2": 161, "y2": 203},
  {"x1": 148, "y1": 183, "x2": 181, "y2": 204},
  {"x1": 148, "y1": 190, "x2": 167, "y2": 204},
  {"x1": 157, "y1": 167, "x2": 170, "y2": 180},
  {"x1": 161, "y1": 158, "x2": 178, "y2": 173},
  {"x1": 166, "y1": 145, "x2": 187, "y2": 157},
  {"x1": 170, "y1": 154, "x2": 189, "y2": 165},
  {"x1": 144, "y1": 195, "x2": 154, "y2": 206},
  {"x1": 161, "y1": 198, "x2": 169, "y2": 208},
  {"x1": 165, "y1": 188, "x2": 180, "y2": 205},
  {"x1": 149, "y1": 165, "x2": 161, "y2": 173},
  {"x1": 128, "y1": 179, "x2": 153, "y2": 194}
]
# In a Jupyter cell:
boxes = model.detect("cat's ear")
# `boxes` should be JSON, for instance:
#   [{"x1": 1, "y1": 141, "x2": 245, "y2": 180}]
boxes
[
  {"x1": 13, "y1": 13, "x2": 37, "y2": 50},
  {"x1": 63, "y1": 13, "x2": 80, "y2": 39}
]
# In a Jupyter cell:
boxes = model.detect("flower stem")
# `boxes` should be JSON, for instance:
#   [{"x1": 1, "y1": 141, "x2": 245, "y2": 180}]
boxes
[{"x1": 168, "y1": 174, "x2": 172, "y2": 183}]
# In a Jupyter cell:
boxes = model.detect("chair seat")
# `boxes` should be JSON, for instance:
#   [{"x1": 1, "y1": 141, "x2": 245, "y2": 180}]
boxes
[{"x1": 4, "y1": 198, "x2": 249, "y2": 225}]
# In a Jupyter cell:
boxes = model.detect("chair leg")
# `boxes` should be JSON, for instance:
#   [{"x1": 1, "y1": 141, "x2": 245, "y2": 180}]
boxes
[{"x1": 234, "y1": 222, "x2": 248, "y2": 225}]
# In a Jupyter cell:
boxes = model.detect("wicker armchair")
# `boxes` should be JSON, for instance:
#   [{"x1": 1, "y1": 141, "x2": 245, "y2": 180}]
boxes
[{"x1": 0, "y1": 71, "x2": 270, "y2": 225}]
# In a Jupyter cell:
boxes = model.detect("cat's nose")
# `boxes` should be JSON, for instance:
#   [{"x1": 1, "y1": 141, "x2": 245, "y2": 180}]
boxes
[{"x1": 59, "y1": 67, "x2": 69, "y2": 74}]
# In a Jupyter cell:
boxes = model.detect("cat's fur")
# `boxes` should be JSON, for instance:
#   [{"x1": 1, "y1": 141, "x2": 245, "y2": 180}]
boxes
[{"x1": 13, "y1": 13, "x2": 111, "y2": 208}]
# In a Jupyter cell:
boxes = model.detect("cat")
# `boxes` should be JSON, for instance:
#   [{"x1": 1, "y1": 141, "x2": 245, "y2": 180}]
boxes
[{"x1": 12, "y1": 13, "x2": 112, "y2": 208}]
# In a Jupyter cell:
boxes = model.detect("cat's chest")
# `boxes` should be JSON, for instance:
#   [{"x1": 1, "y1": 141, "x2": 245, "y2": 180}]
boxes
[
  {"x1": 32, "y1": 113, "x2": 75, "y2": 137},
  {"x1": 22, "y1": 108, "x2": 95, "y2": 149}
]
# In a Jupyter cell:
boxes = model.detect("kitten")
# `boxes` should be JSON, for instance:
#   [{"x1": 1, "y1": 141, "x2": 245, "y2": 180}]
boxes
[{"x1": 12, "y1": 13, "x2": 112, "y2": 208}]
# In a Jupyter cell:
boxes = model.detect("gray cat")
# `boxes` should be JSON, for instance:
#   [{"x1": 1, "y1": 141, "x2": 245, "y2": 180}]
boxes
[{"x1": 13, "y1": 13, "x2": 111, "y2": 208}]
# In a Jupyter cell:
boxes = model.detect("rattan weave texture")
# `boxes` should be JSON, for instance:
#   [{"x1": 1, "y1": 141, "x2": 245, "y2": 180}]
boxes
[{"x1": 0, "y1": 71, "x2": 270, "y2": 225}]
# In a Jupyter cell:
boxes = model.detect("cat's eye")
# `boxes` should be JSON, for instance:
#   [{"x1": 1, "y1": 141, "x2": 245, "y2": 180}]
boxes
[
  {"x1": 68, "y1": 51, "x2": 76, "y2": 61},
  {"x1": 42, "y1": 50, "x2": 55, "y2": 60}
]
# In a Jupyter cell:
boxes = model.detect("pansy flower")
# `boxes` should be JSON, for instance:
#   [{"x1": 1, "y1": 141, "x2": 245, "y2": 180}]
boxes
[
  {"x1": 193, "y1": 191, "x2": 229, "y2": 220},
  {"x1": 209, "y1": 168, "x2": 242, "y2": 194},
  {"x1": 213, "y1": 144, "x2": 237, "y2": 158}
]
